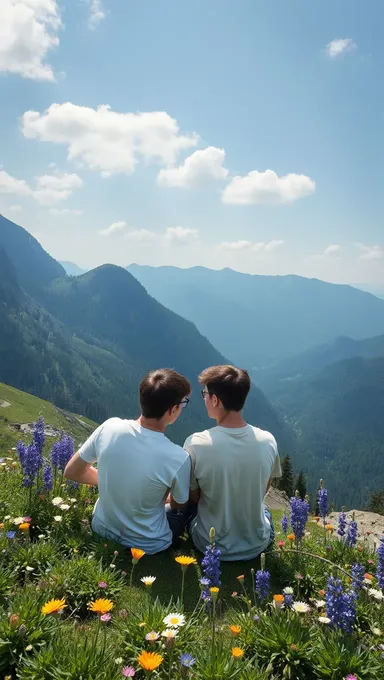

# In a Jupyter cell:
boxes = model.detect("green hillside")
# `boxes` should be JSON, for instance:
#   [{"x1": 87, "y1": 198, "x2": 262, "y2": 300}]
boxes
[{"x1": 0, "y1": 382, "x2": 97, "y2": 451}]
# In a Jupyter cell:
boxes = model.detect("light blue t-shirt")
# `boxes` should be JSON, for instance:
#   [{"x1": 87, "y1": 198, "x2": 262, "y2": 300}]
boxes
[{"x1": 78, "y1": 418, "x2": 190, "y2": 554}]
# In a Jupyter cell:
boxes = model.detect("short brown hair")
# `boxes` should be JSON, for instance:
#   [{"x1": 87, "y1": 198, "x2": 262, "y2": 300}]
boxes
[
  {"x1": 199, "y1": 365, "x2": 250, "y2": 412},
  {"x1": 139, "y1": 369, "x2": 191, "y2": 419}
]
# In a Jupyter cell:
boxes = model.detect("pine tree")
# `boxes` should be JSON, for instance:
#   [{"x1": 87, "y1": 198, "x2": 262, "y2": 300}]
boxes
[
  {"x1": 296, "y1": 470, "x2": 307, "y2": 500},
  {"x1": 278, "y1": 455, "x2": 294, "y2": 498}
]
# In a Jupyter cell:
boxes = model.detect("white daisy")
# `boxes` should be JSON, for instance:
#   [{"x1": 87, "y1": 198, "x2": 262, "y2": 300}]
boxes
[
  {"x1": 53, "y1": 515, "x2": 63, "y2": 522},
  {"x1": 318, "y1": 616, "x2": 331, "y2": 624},
  {"x1": 372, "y1": 627, "x2": 382, "y2": 636},
  {"x1": 145, "y1": 631, "x2": 160, "y2": 641},
  {"x1": 141, "y1": 576, "x2": 157, "y2": 586},
  {"x1": 52, "y1": 497, "x2": 63, "y2": 506},
  {"x1": 163, "y1": 612, "x2": 185, "y2": 627},
  {"x1": 283, "y1": 587, "x2": 294, "y2": 595},
  {"x1": 292, "y1": 601, "x2": 311, "y2": 614},
  {"x1": 13, "y1": 517, "x2": 24, "y2": 525},
  {"x1": 59, "y1": 503, "x2": 71, "y2": 511},
  {"x1": 368, "y1": 588, "x2": 384, "y2": 601},
  {"x1": 161, "y1": 628, "x2": 178, "y2": 639},
  {"x1": 314, "y1": 600, "x2": 326, "y2": 609}
]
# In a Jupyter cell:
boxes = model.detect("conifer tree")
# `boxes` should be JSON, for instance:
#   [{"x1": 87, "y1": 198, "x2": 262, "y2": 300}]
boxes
[
  {"x1": 278, "y1": 455, "x2": 294, "y2": 498},
  {"x1": 296, "y1": 470, "x2": 307, "y2": 500}
]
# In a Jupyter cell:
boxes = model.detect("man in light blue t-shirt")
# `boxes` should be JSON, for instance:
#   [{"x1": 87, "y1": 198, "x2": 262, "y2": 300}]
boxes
[{"x1": 64, "y1": 369, "x2": 191, "y2": 554}]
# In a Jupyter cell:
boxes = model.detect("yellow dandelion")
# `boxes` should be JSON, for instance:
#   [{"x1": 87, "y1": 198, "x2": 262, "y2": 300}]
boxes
[
  {"x1": 131, "y1": 548, "x2": 145, "y2": 564},
  {"x1": 88, "y1": 598, "x2": 114, "y2": 615},
  {"x1": 175, "y1": 555, "x2": 197, "y2": 568},
  {"x1": 41, "y1": 599, "x2": 67, "y2": 615},
  {"x1": 287, "y1": 533, "x2": 295, "y2": 542},
  {"x1": 137, "y1": 650, "x2": 163, "y2": 672},
  {"x1": 19, "y1": 522, "x2": 30, "y2": 531},
  {"x1": 232, "y1": 647, "x2": 244, "y2": 659},
  {"x1": 229, "y1": 625, "x2": 241, "y2": 635}
]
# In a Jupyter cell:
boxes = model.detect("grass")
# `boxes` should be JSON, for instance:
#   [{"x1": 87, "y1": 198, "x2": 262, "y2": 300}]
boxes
[{"x1": 0, "y1": 382, "x2": 98, "y2": 450}]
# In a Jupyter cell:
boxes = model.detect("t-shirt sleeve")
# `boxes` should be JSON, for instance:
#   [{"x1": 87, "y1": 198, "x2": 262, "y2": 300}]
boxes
[
  {"x1": 171, "y1": 456, "x2": 191, "y2": 504},
  {"x1": 78, "y1": 424, "x2": 103, "y2": 464},
  {"x1": 271, "y1": 439, "x2": 282, "y2": 479},
  {"x1": 183, "y1": 437, "x2": 199, "y2": 492}
]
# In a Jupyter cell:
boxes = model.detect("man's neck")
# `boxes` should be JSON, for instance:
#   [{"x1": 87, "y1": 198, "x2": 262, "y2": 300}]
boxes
[
  {"x1": 137, "y1": 415, "x2": 166, "y2": 433},
  {"x1": 216, "y1": 410, "x2": 247, "y2": 428}
]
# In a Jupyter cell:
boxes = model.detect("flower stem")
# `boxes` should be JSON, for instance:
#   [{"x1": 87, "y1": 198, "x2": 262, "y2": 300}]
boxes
[{"x1": 180, "y1": 568, "x2": 186, "y2": 608}]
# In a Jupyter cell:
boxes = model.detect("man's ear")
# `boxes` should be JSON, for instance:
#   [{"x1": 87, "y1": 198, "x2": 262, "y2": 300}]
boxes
[{"x1": 212, "y1": 394, "x2": 220, "y2": 408}]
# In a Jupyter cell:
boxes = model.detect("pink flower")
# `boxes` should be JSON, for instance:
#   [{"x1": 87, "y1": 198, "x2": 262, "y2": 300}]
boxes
[
  {"x1": 122, "y1": 667, "x2": 136, "y2": 677},
  {"x1": 24, "y1": 516, "x2": 32, "y2": 523},
  {"x1": 100, "y1": 613, "x2": 111, "y2": 623},
  {"x1": 114, "y1": 550, "x2": 119, "y2": 556},
  {"x1": 121, "y1": 570, "x2": 127, "y2": 576},
  {"x1": 98, "y1": 581, "x2": 107, "y2": 589}
]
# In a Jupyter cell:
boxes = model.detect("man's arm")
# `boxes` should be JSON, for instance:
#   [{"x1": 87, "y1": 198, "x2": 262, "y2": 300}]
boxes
[
  {"x1": 64, "y1": 452, "x2": 98, "y2": 486},
  {"x1": 189, "y1": 488, "x2": 200, "y2": 504},
  {"x1": 169, "y1": 456, "x2": 191, "y2": 511}
]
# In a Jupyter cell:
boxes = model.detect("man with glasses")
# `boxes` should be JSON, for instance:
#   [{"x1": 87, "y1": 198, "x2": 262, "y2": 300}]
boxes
[
  {"x1": 64, "y1": 368, "x2": 192, "y2": 553},
  {"x1": 184, "y1": 365, "x2": 281, "y2": 561}
]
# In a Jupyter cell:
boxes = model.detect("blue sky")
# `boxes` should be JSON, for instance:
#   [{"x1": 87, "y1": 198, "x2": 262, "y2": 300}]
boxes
[{"x1": 1, "y1": 0, "x2": 383, "y2": 287}]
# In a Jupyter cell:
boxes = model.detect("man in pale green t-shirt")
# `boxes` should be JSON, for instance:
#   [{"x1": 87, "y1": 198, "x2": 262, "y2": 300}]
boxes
[{"x1": 184, "y1": 365, "x2": 281, "y2": 561}]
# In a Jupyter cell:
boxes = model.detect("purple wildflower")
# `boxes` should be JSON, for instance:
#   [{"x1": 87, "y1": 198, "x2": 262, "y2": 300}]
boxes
[
  {"x1": 255, "y1": 569, "x2": 270, "y2": 603},
  {"x1": 122, "y1": 668, "x2": 136, "y2": 678},
  {"x1": 351, "y1": 563, "x2": 365, "y2": 595},
  {"x1": 289, "y1": 495, "x2": 310, "y2": 542},
  {"x1": 33, "y1": 417, "x2": 45, "y2": 459},
  {"x1": 6, "y1": 531, "x2": 16, "y2": 539},
  {"x1": 346, "y1": 519, "x2": 358, "y2": 548},
  {"x1": 281, "y1": 514, "x2": 288, "y2": 535},
  {"x1": 43, "y1": 462, "x2": 53, "y2": 491},
  {"x1": 201, "y1": 543, "x2": 221, "y2": 601},
  {"x1": 179, "y1": 653, "x2": 196, "y2": 667},
  {"x1": 284, "y1": 593, "x2": 293, "y2": 608},
  {"x1": 318, "y1": 482, "x2": 328, "y2": 519},
  {"x1": 376, "y1": 536, "x2": 384, "y2": 590},
  {"x1": 20, "y1": 444, "x2": 40, "y2": 487},
  {"x1": 325, "y1": 575, "x2": 356, "y2": 633},
  {"x1": 16, "y1": 441, "x2": 27, "y2": 467},
  {"x1": 51, "y1": 435, "x2": 74, "y2": 472},
  {"x1": 337, "y1": 511, "x2": 347, "y2": 538}
]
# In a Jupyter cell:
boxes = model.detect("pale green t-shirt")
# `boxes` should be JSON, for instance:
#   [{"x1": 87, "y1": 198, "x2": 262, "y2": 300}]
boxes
[{"x1": 184, "y1": 424, "x2": 281, "y2": 561}]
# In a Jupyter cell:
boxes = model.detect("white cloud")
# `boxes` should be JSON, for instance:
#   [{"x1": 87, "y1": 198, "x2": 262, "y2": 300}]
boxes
[
  {"x1": 326, "y1": 38, "x2": 356, "y2": 58},
  {"x1": 0, "y1": 0, "x2": 61, "y2": 81},
  {"x1": 157, "y1": 146, "x2": 229, "y2": 188},
  {"x1": 221, "y1": 169, "x2": 315, "y2": 205},
  {"x1": 99, "y1": 221, "x2": 127, "y2": 236},
  {"x1": 124, "y1": 228, "x2": 160, "y2": 244},
  {"x1": 323, "y1": 244, "x2": 341, "y2": 257},
  {"x1": 122, "y1": 226, "x2": 199, "y2": 245},
  {"x1": 0, "y1": 168, "x2": 83, "y2": 205},
  {"x1": 88, "y1": 1, "x2": 105, "y2": 29},
  {"x1": 220, "y1": 239, "x2": 284, "y2": 252},
  {"x1": 354, "y1": 242, "x2": 384, "y2": 261},
  {"x1": 164, "y1": 226, "x2": 199, "y2": 244},
  {"x1": 22, "y1": 103, "x2": 199, "y2": 176},
  {"x1": 49, "y1": 207, "x2": 83, "y2": 216},
  {"x1": 9, "y1": 204, "x2": 22, "y2": 212}
]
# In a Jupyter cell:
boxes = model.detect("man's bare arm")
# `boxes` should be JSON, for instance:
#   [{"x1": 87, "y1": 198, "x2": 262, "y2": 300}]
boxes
[
  {"x1": 64, "y1": 452, "x2": 98, "y2": 486},
  {"x1": 169, "y1": 495, "x2": 187, "y2": 511},
  {"x1": 189, "y1": 488, "x2": 200, "y2": 504}
]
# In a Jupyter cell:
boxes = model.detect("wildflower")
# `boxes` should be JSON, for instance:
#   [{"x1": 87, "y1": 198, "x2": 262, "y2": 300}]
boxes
[
  {"x1": 281, "y1": 514, "x2": 288, "y2": 535},
  {"x1": 231, "y1": 647, "x2": 244, "y2": 659},
  {"x1": 318, "y1": 616, "x2": 331, "y2": 624},
  {"x1": 325, "y1": 524, "x2": 334, "y2": 533},
  {"x1": 175, "y1": 555, "x2": 197, "y2": 569},
  {"x1": 131, "y1": 548, "x2": 145, "y2": 564},
  {"x1": 13, "y1": 517, "x2": 24, "y2": 525},
  {"x1": 53, "y1": 516, "x2": 63, "y2": 523},
  {"x1": 59, "y1": 503, "x2": 70, "y2": 511},
  {"x1": 201, "y1": 541, "x2": 221, "y2": 600},
  {"x1": 122, "y1": 667, "x2": 136, "y2": 677},
  {"x1": 41, "y1": 598, "x2": 67, "y2": 615},
  {"x1": 346, "y1": 517, "x2": 358, "y2": 547},
  {"x1": 231, "y1": 591, "x2": 238, "y2": 597},
  {"x1": 283, "y1": 586, "x2": 293, "y2": 594},
  {"x1": 100, "y1": 613, "x2": 112, "y2": 623},
  {"x1": 284, "y1": 593, "x2": 293, "y2": 608},
  {"x1": 140, "y1": 576, "x2": 156, "y2": 587},
  {"x1": 368, "y1": 588, "x2": 384, "y2": 601},
  {"x1": 290, "y1": 495, "x2": 310, "y2": 542},
  {"x1": 292, "y1": 601, "x2": 311, "y2": 613},
  {"x1": 145, "y1": 631, "x2": 160, "y2": 641},
  {"x1": 236, "y1": 574, "x2": 245, "y2": 582},
  {"x1": 318, "y1": 481, "x2": 328, "y2": 519},
  {"x1": 255, "y1": 569, "x2": 270, "y2": 603},
  {"x1": 364, "y1": 573, "x2": 374, "y2": 584},
  {"x1": 6, "y1": 531, "x2": 16, "y2": 539},
  {"x1": 313, "y1": 516, "x2": 320, "y2": 522},
  {"x1": 25, "y1": 644, "x2": 33, "y2": 652},
  {"x1": 98, "y1": 581, "x2": 108, "y2": 589},
  {"x1": 287, "y1": 533, "x2": 295, "y2": 542},
  {"x1": 351, "y1": 563, "x2": 365, "y2": 594},
  {"x1": 210, "y1": 586, "x2": 219, "y2": 602},
  {"x1": 372, "y1": 627, "x2": 382, "y2": 636},
  {"x1": 278, "y1": 540, "x2": 284, "y2": 548},
  {"x1": 9, "y1": 614, "x2": 19, "y2": 628},
  {"x1": 25, "y1": 566, "x2": 34, "y2": 572},
  {"x1": 163, "y1": 612, "x2": 185, "y2": 627},
  {"x1": 253, "y1": 615, "x2": 260, "y2": 621},
  {"x1": 273, "y1": 594, "x2": 285, "y2": 609},
  {"x1": 179, "y1": 653, "x2": 196, "y2": 667},
  {"x1": 137, "y1": 650, "x2": 163, "y2": 672},
  {"x1": 161, "y1": 628, "x2": 178, "y2": 640},
  {"x1": 345, "y1": 676, "x2": 358, "y2": 680},
  {"x1": 337, "y1": 511, "x2": 347, "y2": 537},
  {"x1": 229, "y1": 625, "x2": 241, "y2": 635},
  {"x1": 52, "y1": 497, "x2": 63, "y2": 506},
  {"x1": 314, "y1": 599, "x2": 326, "y2": 608},
  {"x1": 51, "y1": 435, "x2": 74, "y2": 472},
  {"x1": 18, "y1": 624, "x2": 27, "y2": 636},
  {"x1": 377, "y1": 536, "x2": 384, "y2": 590},
  {"x1": 19, "y1": 522, "x2": 30, "y2": 531},
  {"x1": 88, "y1": 598, "x2": 114, "y2": 615},
  {"x1": 325, "y1": 575, "x2": 356, "y2": 633}
]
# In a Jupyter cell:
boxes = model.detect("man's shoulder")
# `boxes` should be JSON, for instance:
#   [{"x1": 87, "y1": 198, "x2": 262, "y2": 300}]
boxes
[
  {"x1": 184, "y1": 429, "x2": 213, "y2": 449},
  {"x1": 163, "y1": 437, "x2": 189, "y2": 464},
  {"x1": 249, "y1": 425, "x2": 278, "y2": 448}
]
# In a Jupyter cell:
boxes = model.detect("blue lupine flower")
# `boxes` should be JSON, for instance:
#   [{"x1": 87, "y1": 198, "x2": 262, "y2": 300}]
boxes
[
  {"x1": 325, "y1": 575, "x2": 356, "y2": 633},
  {"x1": 43, "y1": 462, "x2": 53, "y2": 491},
  {"x1": 20, "y1": 444, "x2": 40, "y2": 487},
  {"x1": 337, "y1": 511, "x2": 347, "y2": 538},
  {"x1": 318, "y1": 482, "x2": 328, "y2": 519},
  {"x1": 283, "y1": 593, "x2": 293, "y2": 608},
  {"x1": 376, "y1": 536, "x2": 384, "y2": 590},
  {"x1": 201, "y1": 544, "x2": 221, "y2": 601},
  {"x1": 255, "y1": 569, "x2": 270, "y2": 603},
  {"x1": 346, "y1": 519, "x2": 358, "y2": 547},
  {"x1": 281, "y1": 514, "x2": 288, "y2": 535},
  {"x1": 351, "y1": 563, "x2": 365, "y2": 595},
  {"x1": 289, "y1": 495, "x2": 310, "y2": 542},
  {"x1": 33, "y1": 416, "x2": 45, "y2": 461},
  {"x1": 6, "y1": 531, "x2": 16, "y2": 539},
  {"x1": 16, "y1": 441, "x2": 27, "y2": 467},
  {"x1": 51, "y1": 435, "x2": 74, "y2": 472},
  {"x1": 179, "y1": 653, "x2": 196, "y2": 667}
]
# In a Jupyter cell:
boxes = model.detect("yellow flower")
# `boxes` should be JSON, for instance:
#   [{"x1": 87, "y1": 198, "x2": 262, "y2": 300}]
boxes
[
  {"x1": 325, "y1": 524, "x2": 334, "y2": 532},
  {"x1": 19, "y1": 522, "x2": 30, "y2": 531},
  {"x1": 175, "y1": 555, "x2": 197, "y2": 568},
  {"x1": 137, "y1": 650, "x2": 163, "y2": 671},
  {"x1": 232, "y1": 647, "x2": 244, "y2": 659},
  {"x1": 229, "y1": 625, "x2": 241, "y2": 635},
  {"x1": 88, "y1": 598, "x2": 114, "y2": 615},
  {"x1": 131, "y1": 548, "x2": 145, "y2": 564},
  {"x1": 210, "y1": 587, "x2": 219, "y2": 593},
  {"x1": 273, "y1": 594, "x2": 285, "y2": 609},
  {"x1": 41, "y1": 598, "x2": 67, "y2": 615},
  {"x1": 287, "y1": 533, "x2": 295, "y2": 542}
]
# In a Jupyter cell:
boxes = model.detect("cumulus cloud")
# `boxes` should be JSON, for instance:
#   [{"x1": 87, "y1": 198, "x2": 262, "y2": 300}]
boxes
[
  {"x1": 221, "y1": 169, "x2": 315, "y2": 205},
  {"x1": 49, "y1": 207, "x2": 83, "y2": 216},
  {"x1": 354, "y1": 242, "x2": 384, "y2": 261},
  {"x1": 99, "y1": 221, "x2": 127, "y2": 236},
  {"x1": 8, "y1": 204, "x2": 22, "y2": 212},
  {"x1": 0, "y1": 0, "x2": 61, "y2": 81},
  {"x1": 88, "y1": 0, "x2": 105, "y2": 28},
  {"x1": 157, "y1": 147, "x2": 229, "y2": 188},
  {"x1": 164, "y1": 227, "x2": 199, "y2": 244},
  {"x1": 0, "y1": 168, "x2": 83, "y2": 205},
  {"x1": 323, "y1": 244, "x2": 341, "y2": 257},
  {"x1": 326, "y1": 38, "x2": 356, "y2": 58},
  {"x1": 220, "y1": 239, "x2": 284, "y2": 252},
  {"x1": 122, "y1": 226, "x2": 199, "y2": 245},
  {"x1": 22, "y1": 103, "x2": 199, "y2": 176}
]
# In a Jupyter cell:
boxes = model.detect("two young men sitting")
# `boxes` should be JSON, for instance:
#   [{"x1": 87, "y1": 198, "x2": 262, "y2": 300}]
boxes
[{"x1": 64, "y1": 365, "x2": 281, "y2": 561}]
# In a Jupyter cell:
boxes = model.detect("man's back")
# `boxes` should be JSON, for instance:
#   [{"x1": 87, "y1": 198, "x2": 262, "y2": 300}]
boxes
[
  {"x1": 79, "y1": 418, "x2": 190, "y2": 553},
  {"x1": 185, "y1": 424, "x2": 281, "y2": 560}
]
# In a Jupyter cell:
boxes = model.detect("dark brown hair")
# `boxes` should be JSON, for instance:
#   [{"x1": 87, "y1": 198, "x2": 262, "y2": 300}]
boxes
[
  {"x1": 199, "y1": 365, "x2": 250, "y2": 412},
  {"x1": 139, "y1": 369, "x2": 191, "y2": 419}
]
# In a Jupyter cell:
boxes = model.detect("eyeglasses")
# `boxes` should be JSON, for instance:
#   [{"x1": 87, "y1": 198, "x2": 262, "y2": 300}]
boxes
[
  {"x1": 180, "y1": 398, "x2": 190, "y2": 409},
  {"x1": 201, "y1": 390, "x2": 209, "y2": 398}
]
